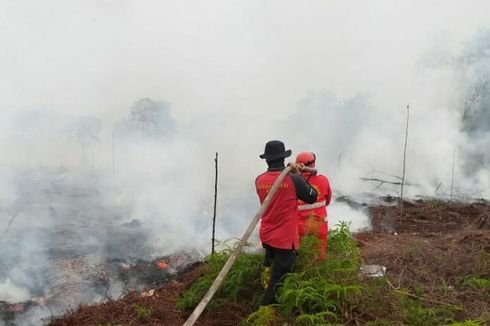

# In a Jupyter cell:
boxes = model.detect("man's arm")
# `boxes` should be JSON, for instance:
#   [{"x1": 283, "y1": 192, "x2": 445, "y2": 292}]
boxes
[{"x1": 289, "y1": 173, "x2": 317, "y2": 204}]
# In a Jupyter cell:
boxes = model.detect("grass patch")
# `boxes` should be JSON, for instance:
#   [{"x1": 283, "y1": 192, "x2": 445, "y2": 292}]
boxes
[
  {"x1": 132, "y1": 304, "x2": 151, "y2": 321},
  {"x1": 463, "y1": 277, "x2": 490, "y2": 292}
]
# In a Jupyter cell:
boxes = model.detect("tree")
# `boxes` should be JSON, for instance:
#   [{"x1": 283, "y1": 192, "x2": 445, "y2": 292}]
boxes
[
  {"x1": 66, "y1": 116, "x2": 102, "y2": 165},
  {"x1": 459, "y1": 29, "x2": 490, "y2": 176},
  {"x1": 130, "y1": 98, "x2": 174, "y2": 137}
]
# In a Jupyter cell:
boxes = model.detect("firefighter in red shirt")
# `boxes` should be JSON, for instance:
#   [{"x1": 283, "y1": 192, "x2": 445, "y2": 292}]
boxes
[
  {"x1": 256, "y1": 140, "x2": 318, "y2": 306},
  {"x1": 296, "y1": 152, "x2": 332, "y2": 260}
]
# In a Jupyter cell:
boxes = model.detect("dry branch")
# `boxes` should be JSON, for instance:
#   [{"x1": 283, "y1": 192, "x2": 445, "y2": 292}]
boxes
[
  {"x1": 360, "y1": 178, "x2": 417, "y2": 186},
  {"x1": 5, "y1": 213, "x2": 18, "y2": 233}
]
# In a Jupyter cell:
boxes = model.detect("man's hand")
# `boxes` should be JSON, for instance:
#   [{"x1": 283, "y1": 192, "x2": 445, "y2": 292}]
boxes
[{"x1": 287, "y1": 162, "x2": 304, "y2": 174}]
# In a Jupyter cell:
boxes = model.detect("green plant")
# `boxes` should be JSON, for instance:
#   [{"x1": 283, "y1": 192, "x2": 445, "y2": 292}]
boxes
[
  {"x1": 437, "y1": 278, "x2": 455, "y2": 295},
  {"x1": 394, "y1": 290, "x2": 461, "y2": 326},
  {"x1": 402, "y1": 297, "x2": 437, "y2": 326},
  {"x1": 177, "y1": 241, "x2": 263, "y2": 312},
  {"x1": 180, "y1": 220, "x2": 490, "y2": 325},
  {"x1": 132, "y1": 304, "x2": 151, "y2": 320},
  {"x1": 365, "y1": 320, "x2": 397, "y2": 326},
  {"x1": 295, "y1": 311, "x2": 338, "y2": 325},
  {"x1": 463, "y1": 277, "x2": 490, "y2": 292},
  {"x1": 244, "y1": 305, "x2": 278, "y2": 326},
  {"x1": 274, "y1": 222, "x2": 364, "y2": 324},
  {"x1": 405, "y1": 240, "x2": 423, "y2": 255},
  {"x1": 413, "y1": 284, "x2": 425, "y2": 296},
  {"x1": 476, "y1": 250, "x2": 489, "y2": 275}
]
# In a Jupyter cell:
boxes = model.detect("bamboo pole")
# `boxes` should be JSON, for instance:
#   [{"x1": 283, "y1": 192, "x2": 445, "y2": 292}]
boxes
[
  {"x1": 183, "y1": 166, "x2": 293, "y2": 326},
  {"x1": 400, "y1": 104, "x2": 410, "y2": 220},
  {"x1": 211, "y1": 152, "x2": 218, "y2": 254}
]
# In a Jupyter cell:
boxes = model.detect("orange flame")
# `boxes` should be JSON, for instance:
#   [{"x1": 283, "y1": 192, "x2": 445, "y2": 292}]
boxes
[{"x1": 156, "y1": 260, "x2": 168, "y2": 269}]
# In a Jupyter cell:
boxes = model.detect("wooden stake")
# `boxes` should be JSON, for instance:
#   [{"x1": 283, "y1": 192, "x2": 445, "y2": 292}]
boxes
[
  {"x1": 212, "y1": 152, "x2": 218, "y2": 254},
  {"x1": 400, "y1": 104, "x2": 410, "y2": 220},
  {"x1": 450, "y1": 149, "x2": 455, "y2": 200},
  {"x1": 183, "y1": 166, "x2": 292, "y2": 326}
]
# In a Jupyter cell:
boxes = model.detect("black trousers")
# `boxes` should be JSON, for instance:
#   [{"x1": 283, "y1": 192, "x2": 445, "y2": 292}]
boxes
[{"x1": 261, "y1": 243, "x2": 297, "y2": 306}]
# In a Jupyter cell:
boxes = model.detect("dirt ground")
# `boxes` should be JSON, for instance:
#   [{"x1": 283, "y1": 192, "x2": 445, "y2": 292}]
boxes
[
  {"x1": 357, "y1": 201, "x2": 490, "y2": 322},
  {"x1": 49, "y1": 200, "x2": 490, "y2": 326}
]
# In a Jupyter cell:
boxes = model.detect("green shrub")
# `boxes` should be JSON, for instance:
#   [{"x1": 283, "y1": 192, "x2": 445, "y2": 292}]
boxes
[
  {"x1": 275, "y1": 222, "x2": 364, "y2": 324},
  {"x1": 401, "y1": 297, "x2": 437, "y2": 326},
  {"x1": 180, "y1": 222, "x2": 364, "y2": 324},
  {"x1": 132, "y1": 304, "x2": 151, "y2": 320},
  {"x1": 177, "y1": 241, "x2": 263, "y2": 312},
  {"x1": 463, "y1": 277, "x2": 490, "y2": 292},
  {"x1": 395, "y1": 290, "x2": 460, "y2": 326},
  {"x1": 180, "y1": 222, "x2": 486, "y2": 325},
  {"x1": 244, "y1": 305, "x2": 278, "y2": 325}
]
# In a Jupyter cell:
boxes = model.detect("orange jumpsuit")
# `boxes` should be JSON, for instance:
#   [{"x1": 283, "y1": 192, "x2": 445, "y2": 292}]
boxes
[{"x1": 297, "y1": 172, "x2": 332, "y2": 260}]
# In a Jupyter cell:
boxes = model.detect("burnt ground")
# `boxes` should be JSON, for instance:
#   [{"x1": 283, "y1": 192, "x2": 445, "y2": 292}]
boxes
[
  {"x1": 358, "y1": 201, "x2": 490, "y2": 322},
  {"x1": 48, "y1": 200, "x2": 490, "y2": 326}
]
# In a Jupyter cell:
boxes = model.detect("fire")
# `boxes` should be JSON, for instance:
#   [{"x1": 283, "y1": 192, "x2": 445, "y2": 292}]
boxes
[{"x1": 156, "y1": 260, "x2": 168, "y2": 269}]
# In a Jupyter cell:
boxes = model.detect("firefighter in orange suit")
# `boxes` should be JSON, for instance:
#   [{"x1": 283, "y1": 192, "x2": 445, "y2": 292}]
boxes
[
  {"x1": 295, "y1": 152, "x2": 332, "y2": 260},
  {"x1": 256, "y1": 141, "x2": 318, "y2": 305}
]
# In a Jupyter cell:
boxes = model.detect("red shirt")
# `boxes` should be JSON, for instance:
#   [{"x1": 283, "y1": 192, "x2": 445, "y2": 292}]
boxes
[
  {"x1": 297, "y1": 173, "x2": 332, "y2": 221},
  {"x1": 256, "y1": 171, "x2": 300, "y2": 250}
]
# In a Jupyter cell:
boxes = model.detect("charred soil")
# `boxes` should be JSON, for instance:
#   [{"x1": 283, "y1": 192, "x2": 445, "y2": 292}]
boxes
[{"x1": 49, "y1": 200, "x2": 490, "y2": 325}]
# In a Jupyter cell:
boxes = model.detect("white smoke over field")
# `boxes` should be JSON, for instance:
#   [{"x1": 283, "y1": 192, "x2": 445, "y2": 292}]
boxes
[{"x1": 1, "y1": 1, "x2": 490, "y2": 324}]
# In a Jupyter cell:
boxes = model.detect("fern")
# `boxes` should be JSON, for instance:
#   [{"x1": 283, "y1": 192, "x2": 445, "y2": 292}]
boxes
[
  {"x1": 273, "y1": 222, "x2": 364, "y2": 324},
  {"x1": 463, "y1": 277, "x2": 490, "y2": 292},
  {"x1": 177, "y1": 241, "x2": 263, "y2": 311}
]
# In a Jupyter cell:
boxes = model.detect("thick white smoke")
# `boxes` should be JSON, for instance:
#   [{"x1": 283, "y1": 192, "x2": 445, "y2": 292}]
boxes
[{"x1": 1, "y1": 1, "x2": 490, "y2": 324}]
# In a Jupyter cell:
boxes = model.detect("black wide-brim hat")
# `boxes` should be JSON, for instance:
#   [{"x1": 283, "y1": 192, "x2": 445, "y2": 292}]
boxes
[{"x1": 259, "y1": 140, "x2": 292, "y2": 160}]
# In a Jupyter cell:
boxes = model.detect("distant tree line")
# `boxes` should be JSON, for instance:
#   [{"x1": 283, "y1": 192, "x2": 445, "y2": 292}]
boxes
[{"x1": 62, "y1": 97, "x2": 174, "y2": 166}]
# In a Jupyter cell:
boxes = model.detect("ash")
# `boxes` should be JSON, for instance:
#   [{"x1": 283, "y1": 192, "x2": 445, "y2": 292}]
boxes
[{"x1": 0, "y1": 168, "x2": 201, "y2": 325}]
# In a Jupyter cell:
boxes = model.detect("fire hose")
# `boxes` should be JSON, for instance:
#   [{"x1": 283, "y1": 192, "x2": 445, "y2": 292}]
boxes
[{"x1": 183, "y1": 165, "x2": 316, "y2": 326}]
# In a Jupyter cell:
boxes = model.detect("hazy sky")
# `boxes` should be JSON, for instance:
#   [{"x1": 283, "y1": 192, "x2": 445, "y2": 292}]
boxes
[
  {"x1": 1, "y1": 0, "x2": 490, "y2": 200},
  {"x1": 2, "y1": 0, "x2": 490, "y2": 123}
]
